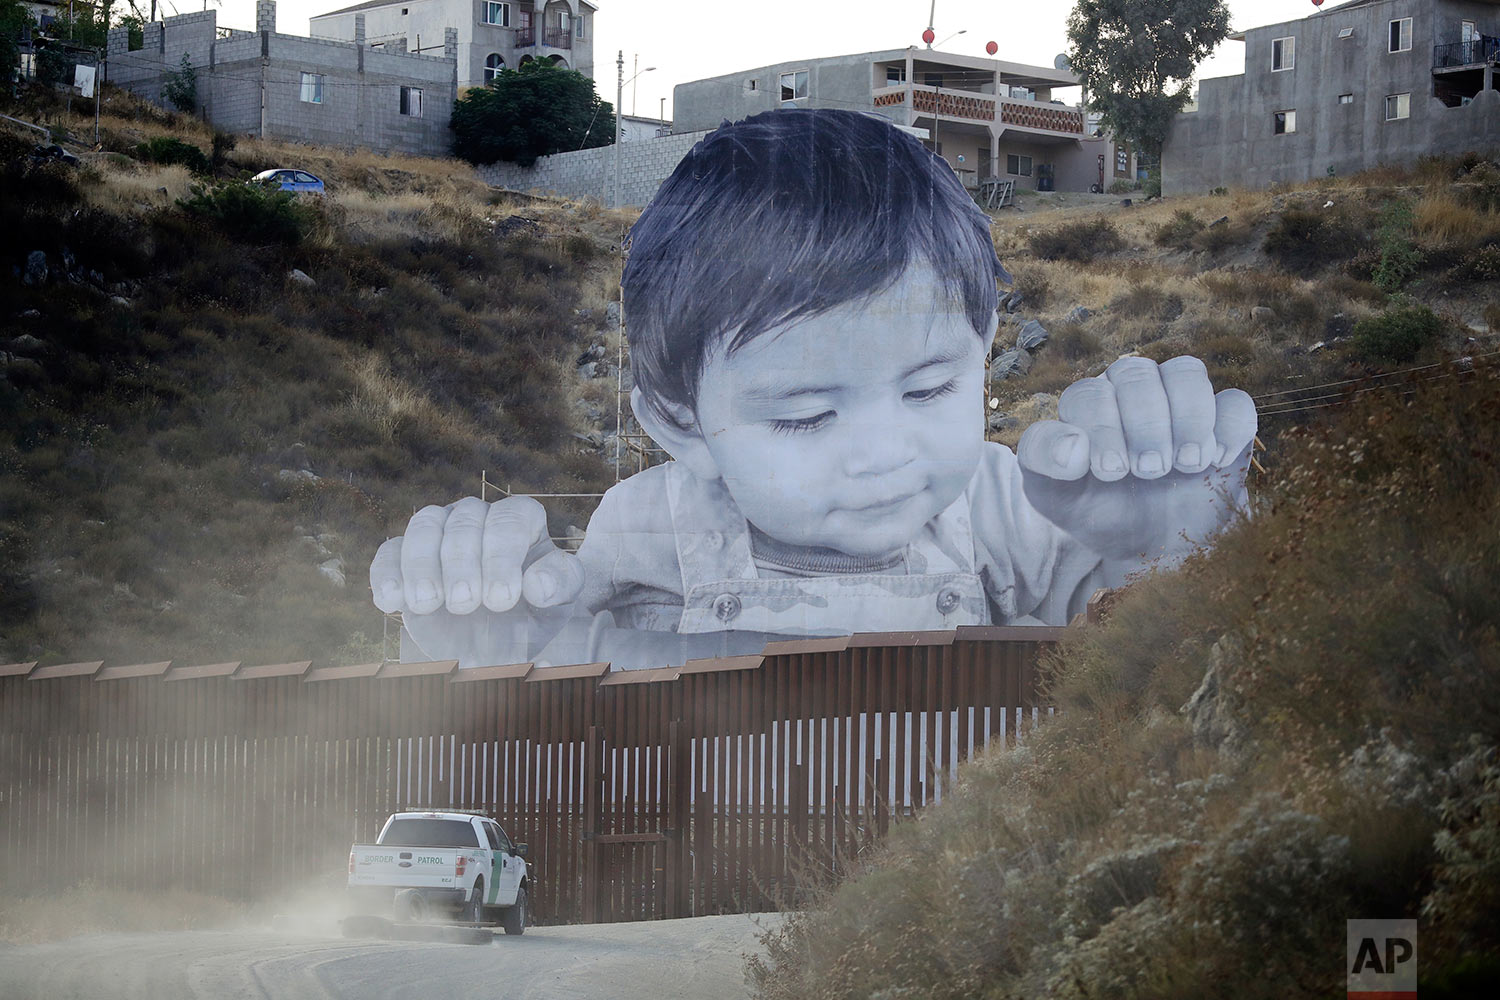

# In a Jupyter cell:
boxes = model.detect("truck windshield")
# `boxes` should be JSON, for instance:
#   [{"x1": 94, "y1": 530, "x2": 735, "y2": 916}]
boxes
[{"x1": 379, "y1": 818, "x2": 480, "y2": 848}]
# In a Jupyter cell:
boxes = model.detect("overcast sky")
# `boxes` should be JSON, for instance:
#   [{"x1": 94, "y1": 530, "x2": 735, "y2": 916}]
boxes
[{"x1": 202, "y1": 0, "x2": 1344, "y2": 119}]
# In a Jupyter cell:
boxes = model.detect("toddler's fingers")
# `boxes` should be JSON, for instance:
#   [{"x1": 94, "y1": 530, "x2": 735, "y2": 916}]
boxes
[
  {"x1": 482, "y1": 496, "x2": 549, "y2": 612},
  {"x1": 370, "y1": 536, "x2": 405, "y2": 613},
  {"x1": 521, "y1": 548, "x2": 586, "y2": 609},
  {"x1": 1106, "y1": 357, "x2": 1173, "y2": 480},
  {"x1": 1159, "y1": 356, "x2": 1218, "y2": 474},
  {"x1": 1059, "y1": 376, "x2": 1129, "y2": 482},
  {"x1": 1212, "y1": 388, "x2": 1258, "y2": 468},
  {"x1": 440, "y1": 497, "x2": 489, "y2": 615},
  {"x1": 401, "y1": 504, "x2": 449, "y2": 615},
  {"x1": 1018, "y1": 420, "x2": 1091, "y2": 482}
]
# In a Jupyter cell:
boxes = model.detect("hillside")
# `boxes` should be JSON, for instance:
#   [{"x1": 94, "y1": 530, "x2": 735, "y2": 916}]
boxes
[
  {"x1": 2, "y1": 88, "x2": 626, "y2": 667},
  {"x1": 3, "y1": 87, "x2": 1499, "y2": 675}
]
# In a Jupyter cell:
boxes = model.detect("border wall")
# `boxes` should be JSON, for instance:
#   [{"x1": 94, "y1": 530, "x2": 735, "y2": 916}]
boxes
[{"x1": 0, "y1": 627, "x2": 1058, "y2": 924}]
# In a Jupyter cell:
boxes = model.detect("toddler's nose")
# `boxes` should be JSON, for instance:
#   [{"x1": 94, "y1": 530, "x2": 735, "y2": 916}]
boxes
[{"x1": 841, "y1": 422, "x2": 916, "y2": 477}]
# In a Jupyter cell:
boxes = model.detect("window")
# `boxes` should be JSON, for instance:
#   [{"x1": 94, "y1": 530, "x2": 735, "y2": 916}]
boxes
[
  {"x1": 1389, "y1": 17, "x2": 1412, "y2": 53},
  {"x1": 482, "y1": 1, "x2": 510, "y2": 27},
  {"x1": 1006, "y1": 154, "x2": 1032, "y2": 176},
  {"x1": 294, "y1": 171, "x2": 319, "y2": 184},
  {"x1": 923, "y1": 72, "x2": 944, "y2": 88},
  {"x1": 575, "y1": 15, "x2": 585, "y2": 39},
  {"x1": 1272, "y1": 36, "x2": 1294, "y2": 71},
  {"x1": 1338, "y1": 93, "x2": 1354, "y2": 105},
  {"x1": 779, "y1": 70, "x2": 808, "y2": 105},
  {"x1": 745, "y1": 78, "x2": 757, "y2": 91},
  {"x1": 1116, "y1": 149, "x2": 1128, "y2": 172},
  {"x1": 299, "y1": 72, "x2": 323, "y2": 104},
  {"x1": 1273, "y1": 109, "x2": 1296, "y2": 134},
  {"x1": 886, "y1": 65, "x2": 906, "y2": 84},
  {"x1": 485, "y1": 53, "x2": 504, "y2": 82},
  {"x1": 400, "y1": 86, "x2": 422, "y2": 116},
  {"x1": 400, "y1": 7, "x2": 407, "y2": 13},
  {"x1": 555, "y1": 10, "x2": 571, "y2": 32},
  {"x1": 1338, "y1": 27, "x2": 1354, "y2": 40},
  {"x1": 1386, "y1": 92, "x2": 1410, "y2": 120}
]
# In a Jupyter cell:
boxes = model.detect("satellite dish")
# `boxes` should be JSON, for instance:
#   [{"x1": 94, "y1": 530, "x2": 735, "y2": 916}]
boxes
[{"x1": 1054, "y1": 53, "x2": 1071, "y2": 71}]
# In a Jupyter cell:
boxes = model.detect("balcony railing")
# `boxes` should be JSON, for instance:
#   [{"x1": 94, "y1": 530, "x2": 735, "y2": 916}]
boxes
[
  {"x1": 515, "y1": 26, "x2": 535, "y2": 46},
  {"x1": 998, "y1": 98, "x2": 1084, "y2": 134},
  {"x1": 1434, "y1": 37, "x2": 1500, "y2": 68},
  {"x1": 542, "y1": 27, "x2": 573, "y2": 49},
  {"x1": 911, "y1": 85, "x2": 996, "y2": 123}
]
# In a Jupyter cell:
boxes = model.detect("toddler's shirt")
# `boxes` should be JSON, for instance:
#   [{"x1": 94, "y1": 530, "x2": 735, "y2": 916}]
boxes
[{"x1": 574, "y1": 443, "x2": 1105, "y2": 636}]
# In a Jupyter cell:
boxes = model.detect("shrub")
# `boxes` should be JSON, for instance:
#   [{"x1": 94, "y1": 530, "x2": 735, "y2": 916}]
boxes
[
  {"x1": 1028, "y1": 218, "x2": 1124, "y2": 262},
  {"x1": 1048, "y1": 323, "x2": 1100, "y2": 361},
  {"x1": 1153, "y1": 209, "x2": 1205, "y2": 250},
  {"x1": 1263, "y1": 207, "x2": 1359, "y2": 272},
  {"x1": 1142, "y1": 175, "x2": 1161, "y2": 199},
  {"x1": 135, "y1": 136, "x2": 211, "y2": 175},
  {"x1": 1350, "y1": 305, "x2": 1443, "y2": 364},
  {"x1": 210, "y1": 132, "x2": 237, "y2": 175},
  {"x1": 1372, "y1": 200, "x2": 1424, "y2": 293},
  {"x1": 1192, "y1": 217, "x2": 1251, "y2": 253},
  {"x1": 178, "y1": 182, "x2": 313, "y2": 245},
  {"x1": 1107, "y1": 178, "x2": 1136, "y2": 195},
  {"x1": 1009, "y1": 263, "x2": 1050, "y2": 310},
  {"x1": 162, "y1": 53, "x2": 198, "y2": 114}
]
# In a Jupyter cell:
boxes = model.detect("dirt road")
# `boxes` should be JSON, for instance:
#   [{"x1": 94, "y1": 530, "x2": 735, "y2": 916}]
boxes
[{"x1": 0, "y1": 913, "x2": 778, "y2": 1000}]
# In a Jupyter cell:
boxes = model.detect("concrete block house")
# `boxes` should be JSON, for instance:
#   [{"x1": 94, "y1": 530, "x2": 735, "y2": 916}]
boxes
[
  {"x1": 106, "y1": 1, "x2": 458, "y2": 157},
  {"x1": 1164, "y1": 0, "x2": 1500, "y2": 193},
  {"x1": 671, "y1": 47, "x2": 1125, "y2": 194},
  {"x1": 310, "y1": 0, "x2": 597, "y2": 90}
]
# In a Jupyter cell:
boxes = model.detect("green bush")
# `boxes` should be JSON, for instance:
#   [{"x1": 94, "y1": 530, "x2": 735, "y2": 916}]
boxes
[
  {"x1": 135, "y1": 136, "x2": 211, "y2": 175},
  {"x1": 162, "y1": 53, "x2": 197, "y2": 114},
  {"x1": 1107, "y1": 178, "x2": 1136, "y2": 195},
  {"x1": 1372, "y1": 201, "x2": 1423, "y2": 293},
  {"x1": 178, "y1": 182, "x2": 313, "y2": 245},
  {"x1": 1153, "y1": 209, "x2": 1206, "y2": 250},
  {"x1": 1350, "y1": 305, "x2": 1443, "y2": 364},
  {"x1": 1142, "y1": 175, "x2": 1162, "y2": 198},
  {"x1": 1028, "y1": 218, "x2": 1125, "y2": 262}
]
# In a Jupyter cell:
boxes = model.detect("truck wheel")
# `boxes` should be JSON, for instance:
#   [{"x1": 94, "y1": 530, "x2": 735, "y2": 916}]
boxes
[
  {"x1": 464, "y1": 879, "x2": 484, "y2": 924},
  {"x1": 502, "y1": 887, "x2": 527, "y2": 936}
]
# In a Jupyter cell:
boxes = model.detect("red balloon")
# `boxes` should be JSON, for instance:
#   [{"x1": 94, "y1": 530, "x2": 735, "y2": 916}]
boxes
[
  {"x1": 1313, "y1": 0, "x2": 1324, "y2": 5},
  {"x1": 986, "y1": 40, "x2": 998, "y2": 55},
  {"x1": 922, "y1": 28, "x2": 936, "y2": 44}
]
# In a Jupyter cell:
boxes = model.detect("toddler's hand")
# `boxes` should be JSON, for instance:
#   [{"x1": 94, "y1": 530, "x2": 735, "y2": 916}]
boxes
[
  {"x1": 1017, "y1": 356, "x2": 1257, "y2": 561},
  {"x1": 368, "y1": 496, "x2": 585, "y2": 665}
]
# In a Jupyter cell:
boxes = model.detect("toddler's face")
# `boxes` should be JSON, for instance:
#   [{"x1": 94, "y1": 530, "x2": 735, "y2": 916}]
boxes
[{"x1": 691, "y1": 266, "x2": 991, "y2": 560}]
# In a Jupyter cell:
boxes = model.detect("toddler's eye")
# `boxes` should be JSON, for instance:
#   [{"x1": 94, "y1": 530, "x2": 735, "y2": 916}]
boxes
[
  {"x1": 905, "y1": 380, "x2": 959, "y2": 403},
  {"x1": 768, "y1": 411, "x2": 834, "y2": 435}
]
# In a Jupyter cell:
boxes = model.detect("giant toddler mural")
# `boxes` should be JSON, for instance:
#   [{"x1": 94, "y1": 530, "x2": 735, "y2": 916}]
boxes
[{"x1": 368, "y1": 109, "x2": 1257, "y2": 670}]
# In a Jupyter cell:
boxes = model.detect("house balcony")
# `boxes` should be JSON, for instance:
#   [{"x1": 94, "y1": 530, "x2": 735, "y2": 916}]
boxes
[
  {"x1": 1434, "y1": 37, "x2": 1500, "y2": 70},
  {"x1": 542, "y1": 27, "x2": 572, "y2": 49},
  {"x1": 515, "y1": 26, "x2": 535, "y2": 46},
  {"x1": 873, "y1": 85, "x2": 1086, "y2": 138}
]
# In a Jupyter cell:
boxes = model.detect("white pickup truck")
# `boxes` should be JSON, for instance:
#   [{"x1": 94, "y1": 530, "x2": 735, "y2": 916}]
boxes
[{"x1": 348, "y1": 811, "x2": 530, "y2": 934}]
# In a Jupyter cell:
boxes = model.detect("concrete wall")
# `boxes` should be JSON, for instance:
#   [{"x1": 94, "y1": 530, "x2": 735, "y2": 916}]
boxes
[
  {"x1": 105, "y1": 3, "x2": 457, "y2": 158},
  {"x1": 1165, "y1": 0, "x2": 1500, "y2": 193},
  {"x1": 475, "y1": 128, "x2": 711, "y2": 206},
  {"x1": 674, "y1": 51, "x2": 885, "y2": 133}
]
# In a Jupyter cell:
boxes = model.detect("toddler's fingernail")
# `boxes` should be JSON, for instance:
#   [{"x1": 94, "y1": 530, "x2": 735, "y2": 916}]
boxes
[
  {"x1": 1139, "y1": 451, "x2": 1164, "y2": 476},
  {"x1": 1051, "y1": 433, "x2": 1085, "y2": 468},
  {"x1": 488, "y1": 582, "x2": 514, "y2": 608},
  {"x1": 449, "y1": 582, "x2": 472, "y2": 607},
  {"x1": 1100, "y1": 451, "x2": 1125, "y2": 475},
  {"x1": 536, "y1": 572, "x2": 558, "y2": 605},
  {"x1": 1215, "y1": 442, "x2": 1229, "y2": 466},
  {"x1": 1176, "y1": 443, "x2": 1201, "y2": 468},
  {"x1": 381, "y1": 580, "x2": 402, "y2": 604},
  {"x1": 416, "y1": 579, "x2": 437, "y2": 605}
]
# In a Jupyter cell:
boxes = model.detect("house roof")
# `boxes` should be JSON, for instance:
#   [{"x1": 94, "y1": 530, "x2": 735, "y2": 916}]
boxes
[{"x1": 314, "y1": 0, "x2": 597, "y2": 16}]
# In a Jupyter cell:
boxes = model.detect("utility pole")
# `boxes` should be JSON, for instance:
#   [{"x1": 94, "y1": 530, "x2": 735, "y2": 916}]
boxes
[
  {"x1": 631, "y1": 53, "x2": 637, "y2": 116},
  {"x1": 613, "y1": 49, "x2": 623, "y2": 208},
  {"x1": 926, "y1": 0, "x2": 936, "y2": 48}
]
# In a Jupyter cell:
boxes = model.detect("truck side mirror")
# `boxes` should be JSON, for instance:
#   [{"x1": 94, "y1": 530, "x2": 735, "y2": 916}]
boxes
[{"x1": 516, "y1": 843, "x2": 528, "y2": 858}]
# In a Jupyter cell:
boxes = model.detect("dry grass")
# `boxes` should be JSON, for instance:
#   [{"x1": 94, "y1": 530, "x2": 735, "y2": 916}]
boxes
[{"x1": 1413, "y1": 188, "x2": 1500, "y2": 246}]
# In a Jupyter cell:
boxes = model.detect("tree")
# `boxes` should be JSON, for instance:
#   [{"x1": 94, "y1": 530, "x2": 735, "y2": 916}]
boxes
[
  {"x1": 1, "y1": 0, "x2": 32, "y2": 90},
  {"x1": 1066, "y1": 0, "x2": 1230, "y2": 165},
  {"x1": 451, "y1": 60, "x2": 615, "y2": 167},
  {"x1": 162, "y1": 52, "x2": 196, "y2": 113}
]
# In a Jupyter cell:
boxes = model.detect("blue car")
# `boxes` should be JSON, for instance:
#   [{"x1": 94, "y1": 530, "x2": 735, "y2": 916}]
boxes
[{"x1": 252, "y1": 168, "x2": 325, "y2": 194}]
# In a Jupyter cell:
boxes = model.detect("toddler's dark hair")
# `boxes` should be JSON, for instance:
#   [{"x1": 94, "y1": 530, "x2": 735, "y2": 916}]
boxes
[{"x1": 622, "y1": 108, "x2": 1009, "y2": 428}]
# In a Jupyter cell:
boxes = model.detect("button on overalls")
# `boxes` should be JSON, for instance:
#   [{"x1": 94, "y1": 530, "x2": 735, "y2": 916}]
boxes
[{"x1": 664, "y1": 464, "x2": 992, "y2": 636}]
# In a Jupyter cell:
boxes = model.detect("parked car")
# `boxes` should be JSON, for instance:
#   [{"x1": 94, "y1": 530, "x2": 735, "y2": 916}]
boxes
[
  {"x1": 348, "y1": 810, "x2": 530, "y2": 934},
  {"x1": 252, "y1": 168, "x2": 325, "y2": 194}
]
